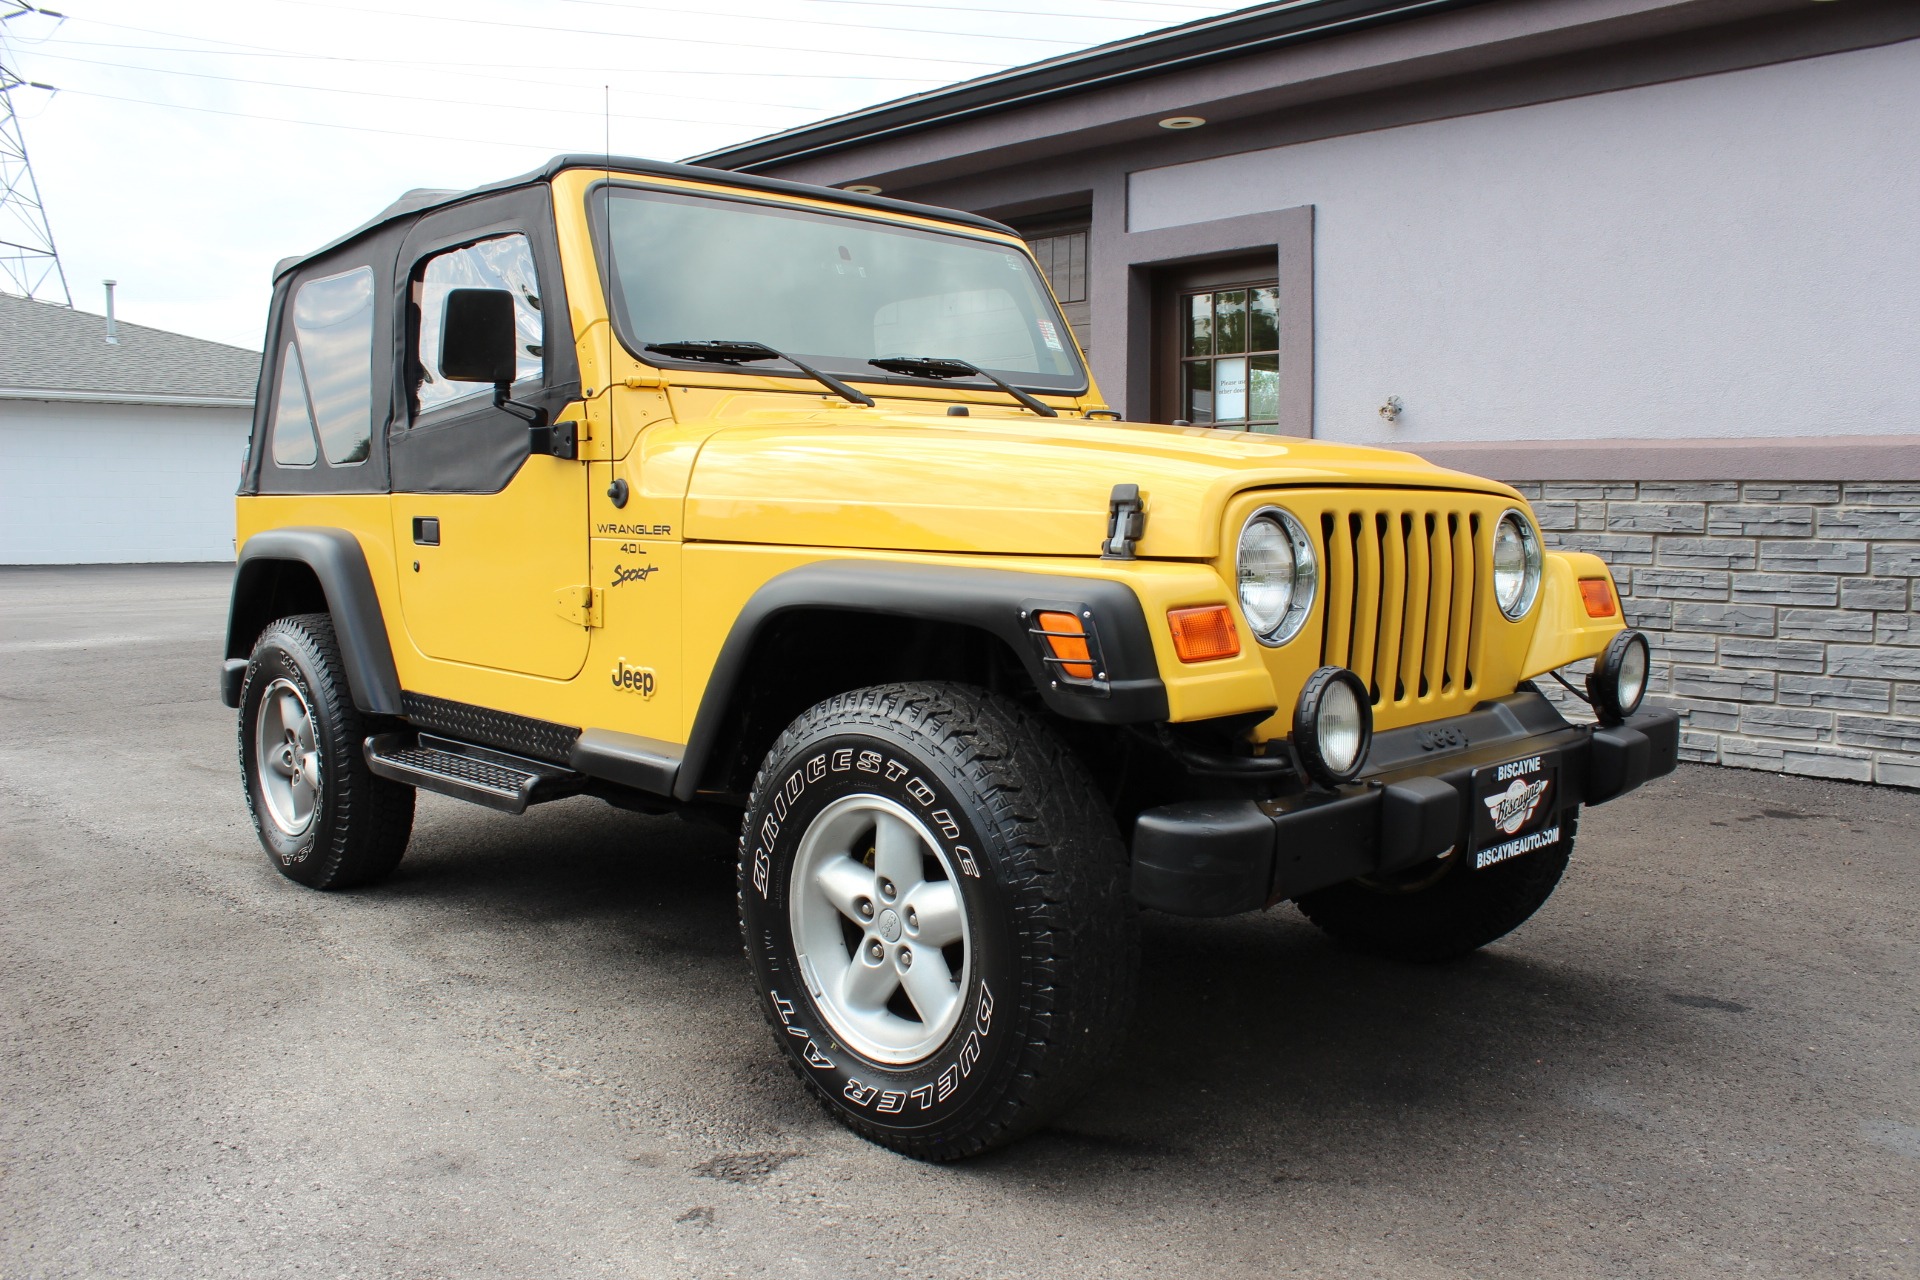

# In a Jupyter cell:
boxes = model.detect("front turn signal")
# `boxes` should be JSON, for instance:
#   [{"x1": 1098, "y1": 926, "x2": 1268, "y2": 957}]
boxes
[
  {"x1": 1033, "y1": 610, "x2": 1096, "y2": 680},
  {"x1": 1168, "y1": 605, "x2": 1240, "y2": 662},
  {"x1": 1578, "y1": 577, "x2": 1618, "y2": 618}
]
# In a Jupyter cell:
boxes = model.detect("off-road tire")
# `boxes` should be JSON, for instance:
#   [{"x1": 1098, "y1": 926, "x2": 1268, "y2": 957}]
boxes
[
  {"x1": 1295, "y1": 813, "x2": 1577, "y2": 962},
  {"x1": 239, "y1": 613, "x2": 414, "y2": 890},
  {"x1": 738, "y1": 682, "x2": 1137, "y2": 1161}
]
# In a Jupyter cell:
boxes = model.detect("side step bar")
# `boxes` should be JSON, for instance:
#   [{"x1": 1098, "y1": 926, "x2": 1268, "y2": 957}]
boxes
[{"x1": 364, "y1": 732, "x2": 584, "y2": 814}]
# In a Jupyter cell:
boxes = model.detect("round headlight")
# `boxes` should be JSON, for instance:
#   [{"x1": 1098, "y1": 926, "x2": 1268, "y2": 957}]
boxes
[
  {"x1": 1237, "y1": 508, "x2": 1318, "y2": 645},
  {"x1": 1492, "y1": 509, "x2": 1543, "y2": 619},
  {"x1": 1293, "y1": 666, "x2": 1373, "y2": 788},
  {"x1": 1586, "y1": 629, "x2": 1651, "y2": 725}
]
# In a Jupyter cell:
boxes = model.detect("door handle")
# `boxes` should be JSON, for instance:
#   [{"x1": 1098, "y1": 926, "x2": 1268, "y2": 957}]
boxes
[{"x1": 413, "y1": 517, "x2": 440, "y2": 546}]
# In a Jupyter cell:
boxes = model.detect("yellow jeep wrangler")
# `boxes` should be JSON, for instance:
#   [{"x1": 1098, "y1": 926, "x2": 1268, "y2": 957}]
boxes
[{"x1": 223, "y1": 155, "x2": 1676, "y2": 1159}]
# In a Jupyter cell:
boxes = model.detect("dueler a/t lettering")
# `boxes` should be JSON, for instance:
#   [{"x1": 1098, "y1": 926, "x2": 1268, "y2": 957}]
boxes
[{"x1": 221, "y1": 155, "x2": 1676, "y2": 1160}]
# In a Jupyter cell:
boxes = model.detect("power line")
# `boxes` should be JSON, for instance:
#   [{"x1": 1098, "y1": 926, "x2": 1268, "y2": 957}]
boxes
[
  {"x1": 49, "y1": 83, "x2": 580, "y2": 151},
  {"x1": 21, "y1": 48, "x2": 828, "y2": 124},
  {"x1": 261, "y1": 0, "x2": 1021, "y2": 67},
  {"x1": 38, "y1": 35, "x2": 956, "y2": 84},
  {"x1": 720, "y1": 0, "x2": 1234, "y2": 17},
  {"x1": 540, "y1": 0, "x2": 1141, "y2": 42}
]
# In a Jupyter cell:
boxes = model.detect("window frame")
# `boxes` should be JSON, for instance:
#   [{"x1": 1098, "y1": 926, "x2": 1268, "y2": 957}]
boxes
[
  {"x1": 386, "y1": 185, "x2": 578, "y2": 496},
  {"x1": 244, "y1": 242, "x2": 397, "y2": 497},
  {"x1": 1175, "y1": 277, "x2": 1282, "y2": 431},
  {"x1": 407, "y1": 230, "x2": 548, "y2": 425}
]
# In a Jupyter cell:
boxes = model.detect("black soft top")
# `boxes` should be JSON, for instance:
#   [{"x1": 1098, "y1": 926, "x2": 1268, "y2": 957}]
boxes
[{"x1": 272, "y1": 153, "x2": 1020, "y2": 283}]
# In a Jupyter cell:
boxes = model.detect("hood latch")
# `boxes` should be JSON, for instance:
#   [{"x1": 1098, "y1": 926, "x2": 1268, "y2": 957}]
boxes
[{"x1": 1101, "y1": 483, "x2": 1146, "y2": 559}]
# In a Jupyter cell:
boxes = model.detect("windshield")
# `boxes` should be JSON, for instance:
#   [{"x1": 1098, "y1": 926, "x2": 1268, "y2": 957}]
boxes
[{"x1": 593, "y1": 185, "x2": 1087, "y2": 393}]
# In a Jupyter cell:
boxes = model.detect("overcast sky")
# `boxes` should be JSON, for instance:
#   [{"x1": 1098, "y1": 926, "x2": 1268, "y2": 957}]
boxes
[{"x1": 1, "y1": 0, "x2": 1237, "y2": 350}]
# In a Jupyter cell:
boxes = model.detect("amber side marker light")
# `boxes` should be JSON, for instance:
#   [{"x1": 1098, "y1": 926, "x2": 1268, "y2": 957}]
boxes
[
  {"x1": 1033, "y1": 611, "x2": 1096, "y2": 679},
  {"x1": 1579, "y1": 577, "x2": 1618, "y2": 617},
  {"x1": 1168, "y1": 605, "x2": 1240, "y2": 662}
]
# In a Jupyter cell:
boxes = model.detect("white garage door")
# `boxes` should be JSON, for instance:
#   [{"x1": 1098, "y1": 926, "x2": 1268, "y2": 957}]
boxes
[{"x1": 0, "y1": 399, "x2": 252, "y2": 564}]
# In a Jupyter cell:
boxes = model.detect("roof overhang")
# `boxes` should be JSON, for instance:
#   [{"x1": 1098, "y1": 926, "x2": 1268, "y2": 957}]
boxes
[
  {"x1": 0, "y1": 387, "x2": 254, "y2": 409},
  {"x1": 687, "y1": 0, "x2": 1489, "y2": 172}
]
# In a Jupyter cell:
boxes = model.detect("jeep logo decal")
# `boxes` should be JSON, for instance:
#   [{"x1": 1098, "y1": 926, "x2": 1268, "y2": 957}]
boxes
[{"x1": 610, "y1": 659, "x2": 656, "y2": 698}]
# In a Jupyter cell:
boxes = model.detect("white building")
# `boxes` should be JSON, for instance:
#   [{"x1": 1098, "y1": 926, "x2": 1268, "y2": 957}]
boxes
[{"x1": 0, "y1": 292, "x2": 259, "y2": 564}]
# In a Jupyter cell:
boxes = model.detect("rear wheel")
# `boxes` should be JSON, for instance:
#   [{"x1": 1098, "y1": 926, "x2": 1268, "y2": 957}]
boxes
[
  {"x1": 1295, "y1": 814, "x2": 1577, "y2": 962},
  {"x1": 238, "y1": 614, "x2": 414, "y2": 890},
  {"x1": 738, "y1": 682, "x2": 1136, "y2": 1161}
]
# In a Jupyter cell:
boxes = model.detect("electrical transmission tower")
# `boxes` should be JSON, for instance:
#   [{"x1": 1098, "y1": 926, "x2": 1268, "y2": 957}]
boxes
[{"x1": 0, "y1": 1, "x2": 70, "y2": 306}]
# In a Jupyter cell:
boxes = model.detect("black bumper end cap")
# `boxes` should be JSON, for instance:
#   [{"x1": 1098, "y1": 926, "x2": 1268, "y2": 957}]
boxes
[
  {"x1": 220, "y1": 658, "x2": 248, "y2": 709},
  {"x1": 1588, "y1": 706, "x2": 1680, "y2": 804},
  {"x1": 1377, "y1": 776, "x2": 1461, "y2": 875},
  {"x1": 1131, "y1": 799, "x2": 1274, "y2": 917}
]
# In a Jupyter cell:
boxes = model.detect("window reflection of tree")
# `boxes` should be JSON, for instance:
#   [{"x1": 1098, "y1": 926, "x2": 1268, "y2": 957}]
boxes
[{"x1": 416, "y1": 235, "x2": 543, "y2": 415}]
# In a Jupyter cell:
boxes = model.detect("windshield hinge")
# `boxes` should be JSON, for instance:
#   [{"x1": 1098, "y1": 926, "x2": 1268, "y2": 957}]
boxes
[
  {"x1": 1102, "y1": 483, "x2": 1146, "y2": 559},
  {"x1": 554, "y1": 585, "x2": 603, "y2": 629}
]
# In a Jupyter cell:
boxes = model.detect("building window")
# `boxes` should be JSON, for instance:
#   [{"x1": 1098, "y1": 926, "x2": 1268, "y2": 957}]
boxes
[
  {"x1": 1028, "y1": 229, "x2": 1086, "y2": 305},
  {"x1": 1023, "y1": 222, "x2": 1091, "y2": 358},
  {"x1": 1179, "y1": 282, "x2": 1279, "y2": 431}
]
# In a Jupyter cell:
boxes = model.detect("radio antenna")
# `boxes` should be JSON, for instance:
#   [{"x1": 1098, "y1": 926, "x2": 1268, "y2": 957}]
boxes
[{"x1": 602, "y1": 84, "x2": 612, "y2": 400}]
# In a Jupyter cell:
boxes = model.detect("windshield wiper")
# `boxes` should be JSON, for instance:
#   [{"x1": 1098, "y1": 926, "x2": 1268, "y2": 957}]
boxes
[
  {"x1": 868, "y1": 356, "x2": 1058, "y2": 418},
  {"x1": 644, "y1": 340, "x2": 874, "y2": 407}
]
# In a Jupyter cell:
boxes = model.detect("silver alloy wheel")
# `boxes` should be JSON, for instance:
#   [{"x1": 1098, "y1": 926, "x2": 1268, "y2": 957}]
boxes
[
  {"x1": 789, "y1": 794, "x2": 972, "y2": 1065},
  {"x1": 255, "y1": 677, "x2": 322, "y2": 837}
]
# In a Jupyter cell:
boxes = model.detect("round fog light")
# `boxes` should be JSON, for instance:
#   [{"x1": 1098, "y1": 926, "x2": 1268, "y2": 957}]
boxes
[
  {"x1": 1293, "y1": 666, "x2": 1373, "y2": 788},
  {"x1": 1587, "y1": 630, "x2": 1651, "y2": 725}
]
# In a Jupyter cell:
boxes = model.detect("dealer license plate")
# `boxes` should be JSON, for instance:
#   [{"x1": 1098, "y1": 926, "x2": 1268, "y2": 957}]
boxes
[{"x1": 1470, "y1": 751, "x2": 1562, "y2": 870}]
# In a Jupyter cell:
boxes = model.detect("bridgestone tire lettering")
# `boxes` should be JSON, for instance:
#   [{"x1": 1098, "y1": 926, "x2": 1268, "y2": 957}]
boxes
[{"x1": 737, "y1": 682, "x2": 1137, "y2": 1161}]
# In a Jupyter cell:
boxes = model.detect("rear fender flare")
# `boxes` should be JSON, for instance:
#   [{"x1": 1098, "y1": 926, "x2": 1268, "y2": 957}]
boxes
[{"x1": 224, "y1": 528, "x2": 402, "y2": 716}]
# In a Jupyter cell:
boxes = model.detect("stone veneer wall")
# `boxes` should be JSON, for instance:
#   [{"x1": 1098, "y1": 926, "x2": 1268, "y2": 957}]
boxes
[{"x1": 1508, "y1": 480, "x2": 1920, "y2": 788}]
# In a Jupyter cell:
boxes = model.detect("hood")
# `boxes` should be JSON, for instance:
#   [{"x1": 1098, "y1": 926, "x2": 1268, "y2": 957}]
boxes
[{"x1": 681, "y1": 404, "x2": 1518, "y2": 559}]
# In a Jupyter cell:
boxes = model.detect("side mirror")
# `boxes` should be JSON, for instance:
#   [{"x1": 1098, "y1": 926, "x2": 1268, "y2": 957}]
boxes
[{"x1": 439, "y1": 288, "x2": 520, "y2": 386}]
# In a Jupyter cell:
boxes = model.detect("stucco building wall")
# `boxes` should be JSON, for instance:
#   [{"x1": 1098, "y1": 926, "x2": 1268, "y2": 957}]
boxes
[{"x1": 1126, "y1": 40, "x2": 1920, "y2": 450}]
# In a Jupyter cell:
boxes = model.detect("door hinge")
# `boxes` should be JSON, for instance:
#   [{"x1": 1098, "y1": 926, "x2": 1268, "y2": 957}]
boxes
[{"x1": 554, "y1": 585, "x2": 602, "y2": 628}]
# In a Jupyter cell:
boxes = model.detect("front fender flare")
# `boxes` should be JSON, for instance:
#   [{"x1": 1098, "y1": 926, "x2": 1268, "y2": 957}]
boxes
[
  {"x1": 674, "y1": 561, "x2": 1169, "y2": 802},
  {"x1": 224, "y1": 527, "x2": 402, "y2": 716}
]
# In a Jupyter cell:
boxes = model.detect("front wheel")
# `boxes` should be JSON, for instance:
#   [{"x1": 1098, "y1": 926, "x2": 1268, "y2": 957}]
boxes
[
  {"x1": 1295, "y1": 813, "x2": 1578, "y2": 962},
  {"x1": 738, "y1": 682, "x2": 1136, "y2": 1161}
]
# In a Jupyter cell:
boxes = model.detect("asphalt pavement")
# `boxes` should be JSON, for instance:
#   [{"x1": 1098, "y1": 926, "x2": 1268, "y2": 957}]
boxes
[{"x1": 2, "y1": 564, "x2": 1916, "y2": 1280}]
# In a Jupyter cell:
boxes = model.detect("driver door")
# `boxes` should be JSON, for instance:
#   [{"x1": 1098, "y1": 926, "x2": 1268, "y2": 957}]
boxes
[{"x1": 389, "y1": 200, "x2": 590, "y2": 681}]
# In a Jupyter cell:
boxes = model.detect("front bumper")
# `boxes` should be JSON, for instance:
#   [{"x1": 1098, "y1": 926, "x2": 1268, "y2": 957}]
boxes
[{"x1": 1130, "y1": 692, "x2": 1679, "y2": 917}]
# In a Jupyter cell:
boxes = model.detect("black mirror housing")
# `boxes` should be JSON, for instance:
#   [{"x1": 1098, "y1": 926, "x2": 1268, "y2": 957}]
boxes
[{"x1": 439, "y1": 288, "x2": 520, "y2": 385}]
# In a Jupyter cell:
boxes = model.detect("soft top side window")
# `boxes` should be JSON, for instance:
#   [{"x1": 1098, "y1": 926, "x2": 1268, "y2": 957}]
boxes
[
  {"x1": 413, "y1": 233, "x2": 543, "y2": 417},
  {"x1": 267, "y1": 341, "x2": 318, "y2": 467},
  {"x1": 290, "y1": 266, "x2": 377, "y2": 465}
]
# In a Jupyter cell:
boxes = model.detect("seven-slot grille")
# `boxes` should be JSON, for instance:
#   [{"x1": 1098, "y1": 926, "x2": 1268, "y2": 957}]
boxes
[{"x1": 1318, "y1": 505, "x2": 1487, "y2": 709}]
